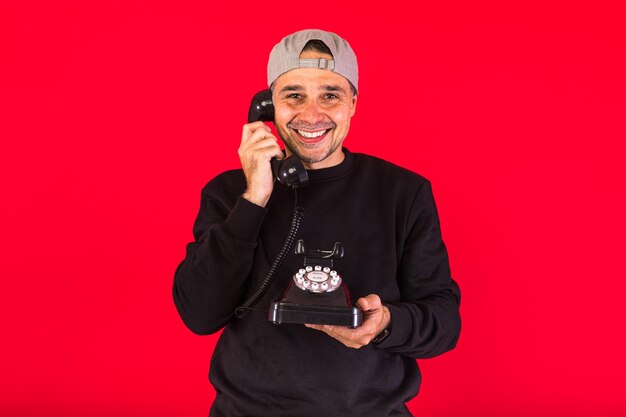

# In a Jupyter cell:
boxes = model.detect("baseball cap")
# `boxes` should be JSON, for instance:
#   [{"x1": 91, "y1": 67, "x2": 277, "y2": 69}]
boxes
[{"x1": 267, "y1": 29, "x2": 359, "y2": 94}]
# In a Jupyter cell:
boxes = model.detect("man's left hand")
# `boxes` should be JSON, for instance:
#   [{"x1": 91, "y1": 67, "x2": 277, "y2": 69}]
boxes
[{"x1": 305, "y1": 294, "x2": 391, "y2": 349}]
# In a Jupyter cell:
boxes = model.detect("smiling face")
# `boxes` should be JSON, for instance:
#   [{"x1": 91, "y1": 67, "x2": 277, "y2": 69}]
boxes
[{"x1": 272, "y1": 51, "x2": 357, "y2": 170}]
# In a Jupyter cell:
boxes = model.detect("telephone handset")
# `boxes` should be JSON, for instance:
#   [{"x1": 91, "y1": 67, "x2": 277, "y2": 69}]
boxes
[{"x1": 247, "y1": 89, "x2": 308, "y2": 189}]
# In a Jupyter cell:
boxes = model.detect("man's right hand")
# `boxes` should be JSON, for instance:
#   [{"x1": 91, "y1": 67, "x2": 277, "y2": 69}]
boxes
[{"x1": 238, "y1": 121, "x2": 282, "y2": 207}]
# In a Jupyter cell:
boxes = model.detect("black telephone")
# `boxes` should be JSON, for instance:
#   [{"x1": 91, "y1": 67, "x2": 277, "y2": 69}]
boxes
[
  {"x1": 269, "y1": 240, "x2": 363, "y2": 328},
  {"x1": 247, "y1": 89, "x2": 308, "y2": 189},
  {"x1": 235, "y1": 91, "x2": 362, "y2": 329}
]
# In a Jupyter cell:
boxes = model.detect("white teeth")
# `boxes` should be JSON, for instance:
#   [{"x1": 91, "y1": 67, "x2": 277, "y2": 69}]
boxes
[{"x1": 297, "y1": 129, "x2": 327, "y2": 138}]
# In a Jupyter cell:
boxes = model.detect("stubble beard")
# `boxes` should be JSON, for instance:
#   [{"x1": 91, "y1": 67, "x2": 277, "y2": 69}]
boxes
[
  {"x1": 278, "y1": 121, "x2": 341, "y2": 165},
  {"x1": 282, "y1": 136, "x2": 342, "y2": 164}
]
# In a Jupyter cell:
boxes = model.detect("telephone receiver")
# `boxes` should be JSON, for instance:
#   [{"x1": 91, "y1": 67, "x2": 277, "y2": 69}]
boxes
[{"x1": 248, "y1": 89, "x2": 309, "y2": 189}]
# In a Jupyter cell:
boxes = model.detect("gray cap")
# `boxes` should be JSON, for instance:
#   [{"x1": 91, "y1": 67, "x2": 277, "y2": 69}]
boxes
[{"x1": 267, "y1": 29, "x2": 358, "y2": 93}]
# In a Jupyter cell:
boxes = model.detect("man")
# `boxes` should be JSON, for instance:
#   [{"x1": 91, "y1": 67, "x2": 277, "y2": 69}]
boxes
[{"x1": 173, "y1": 29, "x2": 461, "y2": 417}]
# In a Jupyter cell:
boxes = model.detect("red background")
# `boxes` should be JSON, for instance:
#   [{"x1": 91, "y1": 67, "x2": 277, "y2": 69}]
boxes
[{"x1": 1, "y1": 1, "x2": 625, "y2": 416}]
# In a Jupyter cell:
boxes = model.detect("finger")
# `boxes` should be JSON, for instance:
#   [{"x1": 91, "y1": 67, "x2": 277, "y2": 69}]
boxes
[
  {"x1": 305, "y1": 323, "x2": 340, "y2": 332},
  {"x1": 242, "y1": 122, "x2": 272, "y2": 144},
  {"x1": 243, "y1": 121, "x2": 271, "y2": 135},
  {"x1": 326, "y1": 325, "x2": 367, "y2": 341},
  {"x1": 244, "y1": 127, "x2": 275, "y2": 145},
  {"x1": 256, "y1": 145, "x2": 283, "y2": 163},
  {"x1": 357, "y1": 294, "x2": 381, "y2": 311},
  {"x1": 305, "y1": 323, "x2": 369, "y2": 348},
  {"x1": 239, "y1": 132, "x2": 280, "y2": 160},
  {"x1": 356, "y1": 297, "x2": 370, "y2": 311},
  {"x1": 243, "y1": 130, "x2": 279, "y2": 152},
  {"x1": 306, "y1": 323, "x2": 354, "y2": 338}
]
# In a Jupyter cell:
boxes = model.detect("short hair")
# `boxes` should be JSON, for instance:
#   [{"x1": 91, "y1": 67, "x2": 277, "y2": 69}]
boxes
[{"x1": 301, "y1": 39, "x2": 333, "y2": 56}]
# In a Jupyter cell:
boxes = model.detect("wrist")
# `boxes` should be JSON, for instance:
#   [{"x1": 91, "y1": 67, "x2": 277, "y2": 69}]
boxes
[
  {"x1": 371, "y1": 305, "x2": 392, "y2": 345},
  {"x1": 242, "y1": 189, "x2": 270, "y2": 208}
]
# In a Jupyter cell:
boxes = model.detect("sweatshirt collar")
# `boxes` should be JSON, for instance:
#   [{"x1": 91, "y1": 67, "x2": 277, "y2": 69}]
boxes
[{"x1": 305, "y1": 147, "x2": 355, "y2": 183}]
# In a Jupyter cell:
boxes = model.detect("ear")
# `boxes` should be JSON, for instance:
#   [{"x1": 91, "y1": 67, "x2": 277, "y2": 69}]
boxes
[{"x1": 349, "y1": 94, "x2": 358, "y2": 117}]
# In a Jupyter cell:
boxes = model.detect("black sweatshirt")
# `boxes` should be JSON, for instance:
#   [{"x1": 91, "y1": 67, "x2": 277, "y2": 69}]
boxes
[{"x1": 173, "y1": 149, "x2": 461, "y2": 417}]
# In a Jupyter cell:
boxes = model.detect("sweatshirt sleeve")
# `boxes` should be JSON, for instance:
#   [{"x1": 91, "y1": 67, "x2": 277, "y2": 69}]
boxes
[
  {"x1": 172, "y1": 177, "x2": 267, "y2": 335},
  {"x1": 377, "y1": 180, "x2": 461, "y2": 358}
]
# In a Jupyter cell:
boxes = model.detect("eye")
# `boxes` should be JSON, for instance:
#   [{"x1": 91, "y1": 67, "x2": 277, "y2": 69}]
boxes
[
  {"x1": 323, "y1": 93, "x2": 339, "y2": 100},
  {"x1": 286, "y1": 93, "x2": 303, "y2": 100}
]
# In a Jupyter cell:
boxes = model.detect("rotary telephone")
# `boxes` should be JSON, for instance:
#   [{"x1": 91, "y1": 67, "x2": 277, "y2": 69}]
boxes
[
  {"x1": 235, "y1": 90, "x2": 363, "y2": 328},
  {"x1": 270, "y1": 239, "x2": 362, "y2": 328}
]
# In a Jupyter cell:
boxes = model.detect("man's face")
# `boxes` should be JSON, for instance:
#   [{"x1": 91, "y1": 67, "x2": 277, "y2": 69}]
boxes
[{"x1": 272, "y1": 51, "x2": 357, "y2": 169}]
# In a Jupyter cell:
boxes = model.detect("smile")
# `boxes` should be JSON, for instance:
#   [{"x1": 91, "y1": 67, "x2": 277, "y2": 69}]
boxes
[{"x1": 296, "y1": 129, "x2": 329, "y2": 139}]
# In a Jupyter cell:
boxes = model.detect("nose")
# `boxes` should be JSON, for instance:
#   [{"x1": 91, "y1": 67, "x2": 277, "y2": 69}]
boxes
[{"x1": 299, "y1": 99, "x2": 324, "y2": 124}]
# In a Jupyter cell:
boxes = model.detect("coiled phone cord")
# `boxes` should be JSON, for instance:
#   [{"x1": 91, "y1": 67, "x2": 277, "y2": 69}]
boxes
[{"x1": 235, "y1": 189, "x2": 304, "y2": 319}]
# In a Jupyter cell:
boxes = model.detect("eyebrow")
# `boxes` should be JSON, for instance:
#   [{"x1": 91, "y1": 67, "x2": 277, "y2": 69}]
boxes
[
  {"x1": 279, "y1": 84, "x2": 304, "y2": 93},
  {"x1": 278, "y1": 84, "x2": 347, "y2": 94},
  {"x1": 321, "y1": 85, "x2": 347, "y2": 94}
]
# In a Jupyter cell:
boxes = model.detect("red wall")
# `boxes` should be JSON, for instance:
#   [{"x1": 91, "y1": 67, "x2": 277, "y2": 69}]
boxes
[{"x1": 2, "y1": 2, "x2": 624, "y2": 416}]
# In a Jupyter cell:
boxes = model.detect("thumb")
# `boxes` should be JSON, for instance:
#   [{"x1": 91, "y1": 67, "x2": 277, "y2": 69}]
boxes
[
  {"x1": 357, "y1": 296, "x2": 372, "y2": 311},
  {"x1": 357, "y1": 294, "x2": 382, "y2": 312}
]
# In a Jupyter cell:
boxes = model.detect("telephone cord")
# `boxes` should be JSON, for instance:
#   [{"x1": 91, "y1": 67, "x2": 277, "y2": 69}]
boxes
[{"x1": 235, "y1": 188, "x2": 304, "y2": 318}]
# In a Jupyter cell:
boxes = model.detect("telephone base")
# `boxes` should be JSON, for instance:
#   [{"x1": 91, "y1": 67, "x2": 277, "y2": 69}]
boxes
[
  {"x1": 269, "y1": 302, "x2": 362, "y2": 328},
  {"x1": 268, "y1": 283, "x2": 363, "y2": 328}
]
